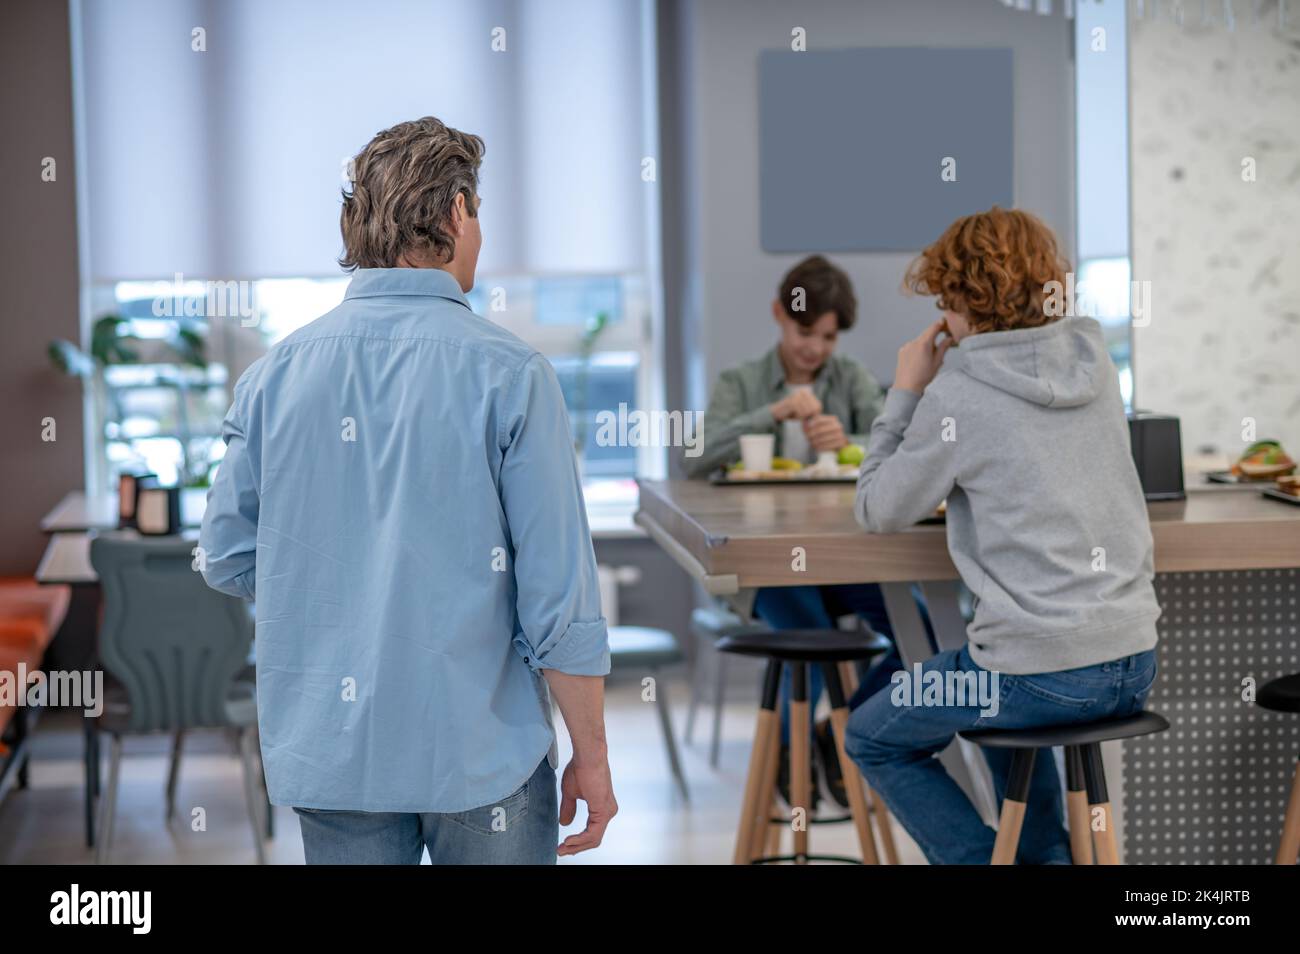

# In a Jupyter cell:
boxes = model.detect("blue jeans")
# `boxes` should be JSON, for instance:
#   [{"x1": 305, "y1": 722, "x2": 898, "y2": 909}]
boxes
[
  {"x1": 752, "y1": 583, "x2": 918, "y2": 743},
  {"x1": 294, "y1": 756, "x2": 558, "y2": 864},
  {"x1": 844, "y1": 645, "x2": 1157, "y2": 865}
]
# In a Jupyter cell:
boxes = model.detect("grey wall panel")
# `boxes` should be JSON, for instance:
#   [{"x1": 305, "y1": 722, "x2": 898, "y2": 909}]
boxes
[
  {"x1": 760, "y1": 48, "x2": 1014, "y2": 252},
  {"x1": 668, "y1": 0, "x2": 1074, "y2": 395}
]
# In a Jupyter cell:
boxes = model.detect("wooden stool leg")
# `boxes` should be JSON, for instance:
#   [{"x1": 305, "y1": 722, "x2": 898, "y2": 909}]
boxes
[
  {"x1": 1082, "y1": 742, "x2": 1120, "y2": 865},
  {"x1": 832, "y1": 660, "x2": 898, "y2": 862},
  {"x1": 838, "y1": 660, "x2": 860, "y2": 696},
  {"x1": 1065, "y1": 746, "x2": 1094, "y2": 865},
  {"x1": 1091, "y1": 803, "x2": 1119, "y2": 864},
  {"x1": 828, "y1": 707, "x2": 882, "y2": 864},
  {"x1": 750, "y1": 711, "x2": 781, "y2": 859},
  {"x1": 733, "y1": 660, "x2": 781, "y2": 864},
  {"x1": 789, "y1": 662, "x2": 812, "y2": 864},
  {"x1": 1275, "y1": 758, "x2": 1300, "y2": 866},
  {"x1": 866, "y1": 784, "x2": 900, "y2": 864},
  {"x1": 823, "y1": 662, "x2": 881, "y2": 864},
  {"x1": 764, "y1": 791, "x2": 782, "y2": 857},
  {"x1": 991, "y1": 748, "x2": 1036, "y2": 864}
]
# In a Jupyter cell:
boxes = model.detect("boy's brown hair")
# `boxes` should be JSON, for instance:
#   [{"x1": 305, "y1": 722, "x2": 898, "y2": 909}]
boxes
[
  {"x1": 778, "y1": 255, "x2": 857, "y2": 330},
  {"x1": 903, "y1": 207, "x2": 1070, "y2": 334},
  {"x1": 339, "y1": 116, "x2": 484, "y2": 270}
]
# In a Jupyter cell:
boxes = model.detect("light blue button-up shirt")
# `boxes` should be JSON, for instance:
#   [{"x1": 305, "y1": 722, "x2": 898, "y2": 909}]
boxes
[{"x1": 199, "y1": 267, "x2": 610, "y2": 813}]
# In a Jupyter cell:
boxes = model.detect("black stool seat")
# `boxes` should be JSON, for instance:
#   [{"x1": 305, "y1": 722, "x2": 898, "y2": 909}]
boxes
[
  {"x1": 966, "y1": 711, "x2": 1170, "y2": 864},
  {"x1": 716, "y1": 628, "x2": 892, "y2": 662},
  {"x1": 1257, "y1": 673, "x2": 1300, "y2": 713},
  {"x1": 960, "y1": 711, "x2": 1169, "y2": 749}
]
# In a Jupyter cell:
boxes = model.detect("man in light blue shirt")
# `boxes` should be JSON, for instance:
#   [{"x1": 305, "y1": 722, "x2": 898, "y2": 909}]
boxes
[{"x1": 199, "y1": 116, "x2": 616, "y2": 864}]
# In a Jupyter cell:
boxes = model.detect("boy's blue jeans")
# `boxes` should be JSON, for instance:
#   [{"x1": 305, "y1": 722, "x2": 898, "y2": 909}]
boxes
[
  {"x1": 844, "y1": 644, "x2": 1157, "y2": 865},
  {"x1": 294, "y1": 756, "x2": 557, "y2": 864}
]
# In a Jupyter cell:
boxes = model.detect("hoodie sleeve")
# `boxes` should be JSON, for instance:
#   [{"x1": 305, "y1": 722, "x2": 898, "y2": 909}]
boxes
[
  {"x1": 845, "y1": 360, "x2": 886, "y2": 448},
  {"x1": 854, "y1": 386, "x2": 959, "y2": 534}
]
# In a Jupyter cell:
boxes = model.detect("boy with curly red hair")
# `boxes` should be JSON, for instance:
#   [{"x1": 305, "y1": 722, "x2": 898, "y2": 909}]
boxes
[{"x1": 843, "y1": 207, "x2": 1161, "y2": 864}]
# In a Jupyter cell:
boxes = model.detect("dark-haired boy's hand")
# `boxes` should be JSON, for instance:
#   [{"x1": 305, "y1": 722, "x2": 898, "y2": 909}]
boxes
[
  {"x1": 804, "y1": 414, "x2": 847, "y2": 451},
  {"x1": 771, "y1": 389, "x2": 822, "y2": 422},
  {"x1": 894, "y1": 319, "x2": 953, "y2": 395}
]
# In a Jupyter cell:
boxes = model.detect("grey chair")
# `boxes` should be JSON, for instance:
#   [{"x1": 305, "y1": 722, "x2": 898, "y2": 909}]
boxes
[
  {"x1": 685, "y1": 604, "x2": 770, "y2": 768},
  {"x1": 89, "y1": 534, "x2": 266, "y2": 864},
  {"x1": 607, "y1": 625, "x2": 690, "y2": 801}
]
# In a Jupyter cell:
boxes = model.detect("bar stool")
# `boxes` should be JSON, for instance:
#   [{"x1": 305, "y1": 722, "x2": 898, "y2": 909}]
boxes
[
  {"x1": 1257, "y1": 673, "x2": 1300, "y2": 865},
  {"x1": 719, "y1": 627, "x2": 895, "y2": 865},
  {"x1": 960, "y1": 711, "x2": 1169, "y2": 864}
]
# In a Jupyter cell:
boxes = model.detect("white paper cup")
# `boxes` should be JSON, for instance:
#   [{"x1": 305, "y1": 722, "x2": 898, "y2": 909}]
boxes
[{"x1": 739, "y1": 434, "x2": 775, "y2": 473}]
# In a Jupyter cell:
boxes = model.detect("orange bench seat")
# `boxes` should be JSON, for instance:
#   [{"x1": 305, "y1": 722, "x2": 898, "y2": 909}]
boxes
[{"x1": 0, "y1": 580, "x2": 71, "y2": 743}]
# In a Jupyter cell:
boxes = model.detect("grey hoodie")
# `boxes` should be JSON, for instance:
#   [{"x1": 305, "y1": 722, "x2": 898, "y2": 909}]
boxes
[{"x1": 855, "y1": 316, "x2": 1160, "y2": 675}]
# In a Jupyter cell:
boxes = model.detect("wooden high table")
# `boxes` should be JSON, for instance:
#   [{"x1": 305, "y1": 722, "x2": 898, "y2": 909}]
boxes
[{"x1": 636, "y1": 478, "x2": 1300, "y2": 864}]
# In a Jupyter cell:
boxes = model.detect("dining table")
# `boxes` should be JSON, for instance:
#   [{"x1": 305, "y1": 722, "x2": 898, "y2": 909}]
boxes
[
  {"x1": 35, "y1": 487, "x2": 643, "y2": 586},
  {"x1": 635, "y1": 475, "x2": 1300, "y2": 864}
]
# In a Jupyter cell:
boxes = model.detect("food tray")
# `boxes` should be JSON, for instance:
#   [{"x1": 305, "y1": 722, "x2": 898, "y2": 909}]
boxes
[
  {"x1": 709, "y1": 467, "x2": 860, "y2": 485},
  {"x1": 1261, "y1": 487, "x2": 1300, "y2": 506}
]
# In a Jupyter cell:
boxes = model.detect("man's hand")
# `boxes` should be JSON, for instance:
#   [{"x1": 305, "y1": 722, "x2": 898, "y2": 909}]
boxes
[
  {"x1": 770, "y1": 388, "x2": 822, "y2": 422},
  {"x1": 542, "y1": 669, "x2": 616, "y2": 857},
  {"x1": 557, "y1": 752, "x2": 618, "y2": 856},
  {"x1": 803, "y1": 414, "x2": 847, "y2": 451},
  {"x1": 893, "y1": 318, "x2": 954, "y2": 394}
]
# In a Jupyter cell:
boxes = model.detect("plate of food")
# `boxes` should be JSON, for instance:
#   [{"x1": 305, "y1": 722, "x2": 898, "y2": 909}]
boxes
[
  {"x1": 1208, "y1": 440, "x2": 1297, "y2": 484},
  {"x1": 1262, "y1": 473, "x2": 1300, "y2": 506},
  {"x1": 710, "y1": 445, "x2": 865, "y2": 485}
]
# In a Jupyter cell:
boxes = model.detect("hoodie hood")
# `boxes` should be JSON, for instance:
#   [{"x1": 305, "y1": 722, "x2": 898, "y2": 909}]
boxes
[{"x1": 946, "y1": 317, "x2": 1108, "y2": 409}]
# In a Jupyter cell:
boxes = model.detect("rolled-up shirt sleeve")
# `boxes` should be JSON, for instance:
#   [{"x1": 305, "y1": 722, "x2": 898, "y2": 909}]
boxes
[
  {"x1": 198, "y1": 380, "x2": 260, "y2": 601},
  {"x1": 499, "y1": 354, "x2": 611, "y2": 676}
]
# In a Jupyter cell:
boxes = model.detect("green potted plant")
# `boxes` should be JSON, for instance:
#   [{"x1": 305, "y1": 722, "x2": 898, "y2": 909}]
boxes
[{"x1": 49, "y1": 313, "x2": 209, "y2": 487}]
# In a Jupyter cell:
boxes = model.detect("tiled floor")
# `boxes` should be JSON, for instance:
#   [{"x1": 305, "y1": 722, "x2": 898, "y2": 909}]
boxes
[{"x1": 0, "y1": 674, "x2": 922, "y2": 865}]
